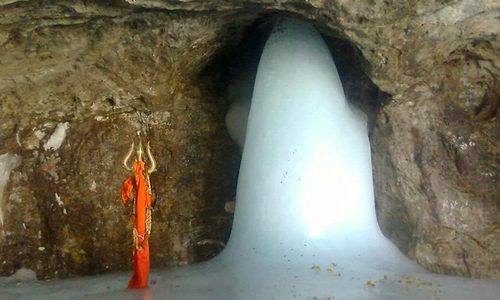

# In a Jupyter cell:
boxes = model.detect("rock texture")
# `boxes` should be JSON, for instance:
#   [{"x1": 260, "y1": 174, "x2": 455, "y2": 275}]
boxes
[
  {"x1": 0, "y1": 4, "x2": 244, "y2": 279},
  {"x1": 0, "y1": 0, "x2": 499, "y2": 279}
]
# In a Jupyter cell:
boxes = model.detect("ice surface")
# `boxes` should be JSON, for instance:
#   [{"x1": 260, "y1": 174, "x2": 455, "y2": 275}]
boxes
[
  {"x1": 0, "y1": 153, "x2": 21, "y2": 226},
  {"x1": 225, "y1": 62, "x2": 254, "y2": 150},
  {"x1": 2, "y1": 18, "x2": 500, "y2": 300},
  {"x1": 225, "y1": 96, "x2": 251, "y2": 149},
  {"x1": 2, "y1": 268, "x2": 36, "y2": 283},
  {"x1": 43, "y1": 122, "x2": 69, "y2": 151}
]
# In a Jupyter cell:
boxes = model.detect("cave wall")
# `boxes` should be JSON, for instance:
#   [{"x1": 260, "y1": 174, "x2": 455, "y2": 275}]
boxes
[
  {"x1": 0, "y1": 6, "x2": 245, "y2": 279},
  {"x1": 0, "y1": 0, "x2": 499, "y2": 279}
]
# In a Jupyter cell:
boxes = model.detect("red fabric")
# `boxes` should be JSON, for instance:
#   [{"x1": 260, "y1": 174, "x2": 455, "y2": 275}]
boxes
[
  {"x1": 121, "y1": 160, "x2": 152, "y2": 289},
  {"x1": 128, "y1": 244, "x2": 149, "y2": 289}
]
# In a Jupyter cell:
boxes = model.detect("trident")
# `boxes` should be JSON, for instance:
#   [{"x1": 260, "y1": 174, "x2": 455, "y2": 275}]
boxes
[{"x1": 123, "y1": 139, "x2": 157, "y2": 174}]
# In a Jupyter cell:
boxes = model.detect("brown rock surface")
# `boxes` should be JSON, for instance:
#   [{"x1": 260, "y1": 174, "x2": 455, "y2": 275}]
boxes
[
  {"x1": 0, "y1": 5, "x2": 244, "y2": 279},
  {"x1": 0, "y1": 0, "x2": 499, "y2": 279}
]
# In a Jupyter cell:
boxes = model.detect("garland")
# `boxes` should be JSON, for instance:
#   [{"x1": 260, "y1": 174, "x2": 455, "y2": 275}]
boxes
[{"x1": 133, "y1": 172, "x2": 153, "y2": 250}]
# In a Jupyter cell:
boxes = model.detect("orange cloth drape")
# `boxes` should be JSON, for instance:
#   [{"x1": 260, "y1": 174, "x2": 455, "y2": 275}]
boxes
[{"x1": 121, "y1": 160, "x2": 152, "y2": 289}]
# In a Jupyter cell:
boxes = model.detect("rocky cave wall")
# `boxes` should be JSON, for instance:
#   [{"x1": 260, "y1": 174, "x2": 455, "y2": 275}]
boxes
[
  {"x1": 0, "y1": 4, "x2": 248, "y2": 279},
  {"x1": 0, "y1": 0, "x2": 499, "y2": 280}
]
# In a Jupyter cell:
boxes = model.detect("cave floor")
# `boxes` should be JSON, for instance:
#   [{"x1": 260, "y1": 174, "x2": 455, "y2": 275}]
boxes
[{"x1": 2, "y1": 251, "x2": 500, "y2": 300}]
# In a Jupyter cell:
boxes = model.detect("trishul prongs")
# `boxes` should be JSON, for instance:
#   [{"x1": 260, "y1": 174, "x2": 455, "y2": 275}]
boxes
[
  {"x1": 123, "y1": 141, "x2": 135, "y2": 171},
  {"x1": 123, "y1": 140, "x2": 157, "y2": 174},
  {"x1": 146, "y1": 142, "x2": 157, "y2": 174}
]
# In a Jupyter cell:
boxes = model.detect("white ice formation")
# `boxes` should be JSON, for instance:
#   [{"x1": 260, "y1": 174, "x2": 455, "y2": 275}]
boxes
[
  {"x1": 43, "y1": 122, "x2": 69, "y2": 151},
  {"x1": 151, "y1": 17, "x2": 500, "y2": 300},
  {"x1": 0, "y1": 154, "x2": 21, "y2": 227}
]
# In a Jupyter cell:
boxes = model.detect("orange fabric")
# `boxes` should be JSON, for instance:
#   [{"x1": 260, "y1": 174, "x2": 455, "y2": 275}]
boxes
[
  {"x1": 121, "y1": 177, "x2": 134, "y2": 204},
  {"x1": 121, "y1": 160, "x2": 152, "y2": 289}
]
